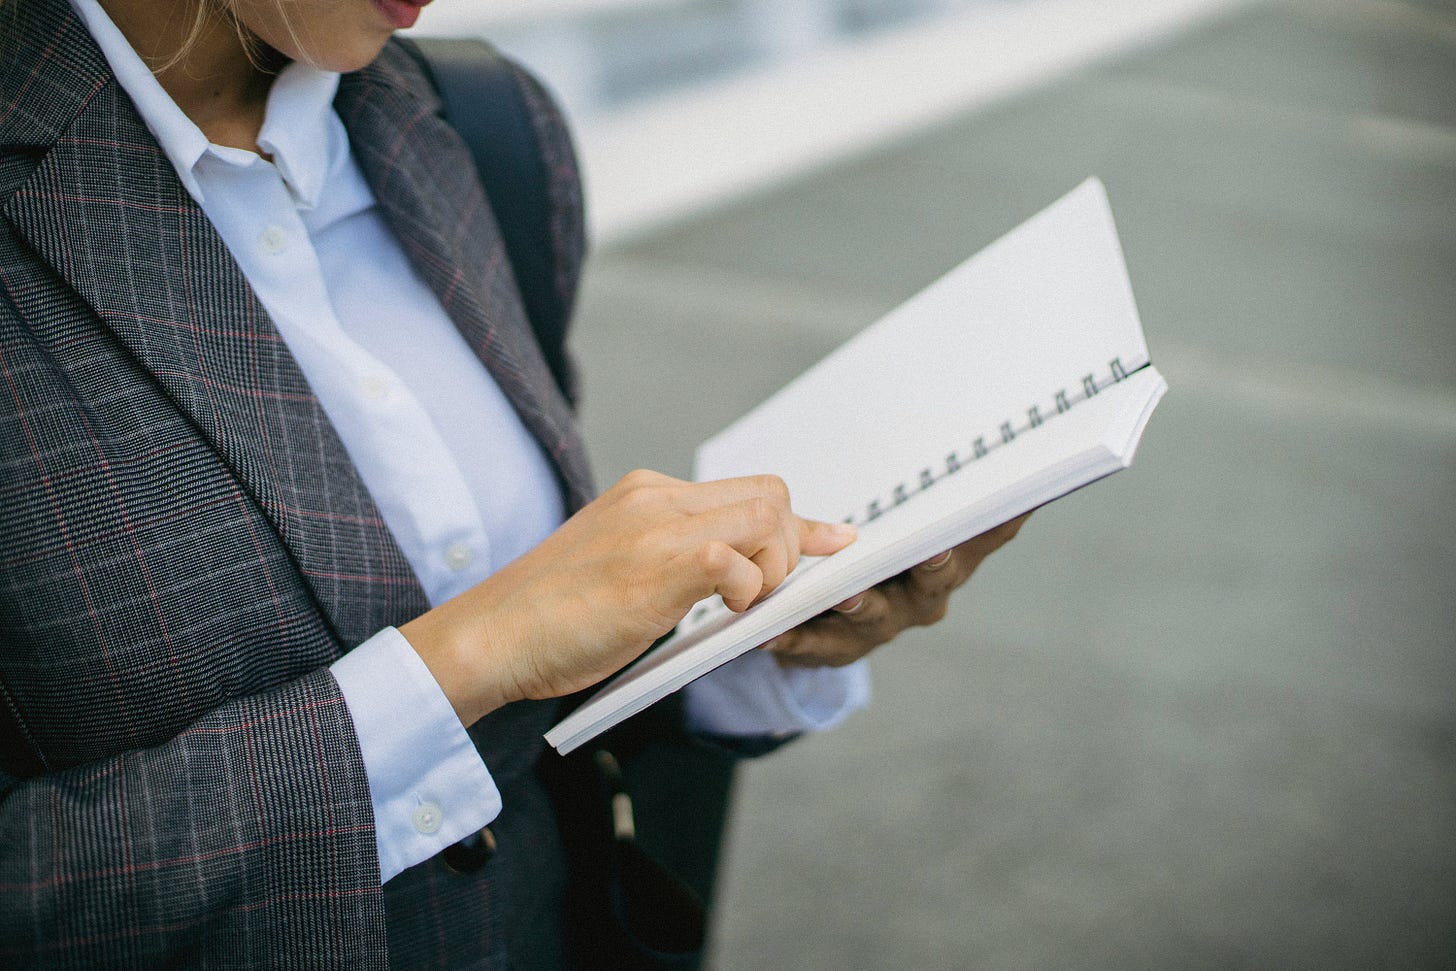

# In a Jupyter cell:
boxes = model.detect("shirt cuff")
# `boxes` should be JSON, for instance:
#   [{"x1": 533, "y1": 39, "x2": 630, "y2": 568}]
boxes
[
  {"x1": 682, "y1": 648, "x2": 871, "y2": 737},
  {"x1": 331, "y1": 626, "x2": 502, "y2": 883}
]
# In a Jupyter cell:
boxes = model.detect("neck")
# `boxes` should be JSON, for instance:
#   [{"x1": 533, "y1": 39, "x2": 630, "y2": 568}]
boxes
[{"x1": 99, "y1": 0, "x2": 280, "y2": 152}]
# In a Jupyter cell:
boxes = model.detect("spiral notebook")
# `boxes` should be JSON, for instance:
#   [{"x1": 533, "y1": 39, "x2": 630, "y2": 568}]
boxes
[{"x1": 546, "y1": 178, "x2": 1167, "y2": 755}]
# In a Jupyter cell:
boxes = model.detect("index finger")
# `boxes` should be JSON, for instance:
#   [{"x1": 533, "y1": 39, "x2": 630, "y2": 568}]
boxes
[{"x1": 800, "y1": 517, "x2": 857, "y2": 558}]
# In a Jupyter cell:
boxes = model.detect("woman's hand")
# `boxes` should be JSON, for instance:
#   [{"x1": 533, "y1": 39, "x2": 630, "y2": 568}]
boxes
[
  {"x1": 764, "y1": 513, "x2": 1031, "y2": 669},
  {"x1": 400, "y1": 470, "x2": 857, "y2": 727}
]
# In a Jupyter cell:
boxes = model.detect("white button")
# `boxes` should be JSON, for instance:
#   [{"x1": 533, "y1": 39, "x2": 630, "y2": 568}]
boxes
[
  {"x1": 359, "y1": 376, "x2": 392, "y2": 401},
  {"x1": 443, "y1": 543, "x2": 474, "y2": 572},
  {"x1": 412, "y1": 802, "x2": 443, "y2": 835},
  {"x1": 258, "y1": 225, "x2": 288, "y2": 255}
]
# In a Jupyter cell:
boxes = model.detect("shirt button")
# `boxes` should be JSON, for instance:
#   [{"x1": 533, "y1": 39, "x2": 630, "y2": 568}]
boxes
[
  {"x1": 443, "y1": 543, "x2": 474, "y2": 572},
  {"x1": 258, "y1": 225, "x2": 288, "y2": 255},
  {"x1": 412, "y1": 802, "x2": 444, "y2": 835},
  {"x1": 359, "y1": 376, "x2": 392, "y2": 401}
]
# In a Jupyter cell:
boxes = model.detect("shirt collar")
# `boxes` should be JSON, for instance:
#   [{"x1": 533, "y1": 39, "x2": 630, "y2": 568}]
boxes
[
  {"x1": 257, "y1": 62, "x2": 343, "y2": 210},
  {"x1": 68, "y1": 0, "x2": 341, "y2": 209}
]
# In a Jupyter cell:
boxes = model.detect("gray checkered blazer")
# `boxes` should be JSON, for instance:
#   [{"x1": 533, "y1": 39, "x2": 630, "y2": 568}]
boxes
[{"x1": 0, "y1": 0, "x2": 607, "y2": 965}]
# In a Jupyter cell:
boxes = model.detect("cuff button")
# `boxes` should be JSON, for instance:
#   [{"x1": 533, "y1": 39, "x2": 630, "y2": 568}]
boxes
[{"x1": 411, "y1": 801, "x2": 444, "y2": 835}]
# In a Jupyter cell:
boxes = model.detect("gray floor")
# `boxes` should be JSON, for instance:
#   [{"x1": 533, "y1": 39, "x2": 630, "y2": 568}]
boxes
[{"x1": 568, "y1": 0, "x2": 1456, "y2": 967}]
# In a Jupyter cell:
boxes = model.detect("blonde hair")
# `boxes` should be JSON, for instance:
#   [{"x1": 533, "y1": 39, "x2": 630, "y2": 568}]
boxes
[
  {"x1": 162, "y1": 1, "x2": 234, "y2": 74},
  {"x1": 170, "y1": 1, "x2": 316, "y2": 74},
  {"x1": 0, "y1": 0, "x2": 300, "y2": 75},
  {"x1": 146, "y1": 1, "x2": 287, "y2": 76}
]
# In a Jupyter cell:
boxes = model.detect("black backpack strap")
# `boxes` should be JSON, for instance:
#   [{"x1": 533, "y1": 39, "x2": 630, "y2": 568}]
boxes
[{"x1": 403, "y1": 37, "x2": 584, "y2": 403}]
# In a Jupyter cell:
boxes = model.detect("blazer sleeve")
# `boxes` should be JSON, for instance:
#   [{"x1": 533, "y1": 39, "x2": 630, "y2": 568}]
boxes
[{"x1": 0, "y1": 667, "x2": 388, "y2": 968}]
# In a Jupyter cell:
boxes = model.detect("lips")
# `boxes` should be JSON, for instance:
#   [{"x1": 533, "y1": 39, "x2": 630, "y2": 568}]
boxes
[{"x1": 373, "y1": 0, "x2": 432, "y2": 30}]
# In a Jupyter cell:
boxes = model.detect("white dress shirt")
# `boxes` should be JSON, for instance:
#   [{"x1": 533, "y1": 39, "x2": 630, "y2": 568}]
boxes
[{"x1": 72, "y1": 0, "x2": 870, "y2": 885}]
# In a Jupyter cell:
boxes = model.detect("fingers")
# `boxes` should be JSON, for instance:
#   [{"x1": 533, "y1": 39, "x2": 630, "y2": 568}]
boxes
[
  {"x1": 626, "y1": 472, "x2": 854, "y2": 553},
  {"x1": 649, "y1": 472, "x2": 788, "y2": 514},
  {"x1": 768, "y1": 621, "x2": 876, "y2": 669},
  {"x1": 613, "y1": 470, "x2": 856, "y2": 611},
  {"x1": 671, "y1": 498, "x2": 792, "y2": 595},
  {"x1": 768, "y1": 580, "x2": 949, "y2": 669},
  {"x1": 905, "y1": 512, "x2": 1033, "y2": 599},
  {"x1": 769, "y1": 513, "x2": 1035, "y2": 667},
  {"x1": 832, "y1": 587, "x2": 896, "y2": 628},
  {"x1": 973, "y1": 511, "x2": 1032, "y2": 554},
  {"x1": 770, "y1": 586, "x2": 906, "y2": 667},
  {"x1": 905, "y1": 546, "x2": 970, "y2": 600},
  {"x1": 685, "y1": 540, "x2": 764, "y2": 613},
  {"x1": 657, "y1": 473, "x2": 857, "y2": 579},
  {"x1": 800, "y1": 518, "x2": 857, "y2": 557}
]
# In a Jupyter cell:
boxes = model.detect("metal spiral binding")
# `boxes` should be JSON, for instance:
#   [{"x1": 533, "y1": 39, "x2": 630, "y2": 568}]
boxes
[{"x1": 843, "y1": 356, "x2": 1144, "y2": 526}]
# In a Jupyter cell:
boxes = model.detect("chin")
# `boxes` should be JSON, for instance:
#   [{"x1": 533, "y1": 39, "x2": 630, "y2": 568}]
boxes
[
  {"x1": 320, "y1": 38, "x2": 393, "y2": 72},
  {"x1": 329, "y1": 47, "x2": 392, "y2": 73},
  {"x1": 273, "y1": 31, "x2": 394, "y2": 74}
]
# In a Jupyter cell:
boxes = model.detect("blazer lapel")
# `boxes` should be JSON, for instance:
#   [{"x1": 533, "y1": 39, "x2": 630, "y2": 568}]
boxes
[
  {"x1": 336, "y1": 50, "x2": 596, "y2": 512},
  {"x1": 0, "y1": 1, "x2": 429, "y2": 649}
]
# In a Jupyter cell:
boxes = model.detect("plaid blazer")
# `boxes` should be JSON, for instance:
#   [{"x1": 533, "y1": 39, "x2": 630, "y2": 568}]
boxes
[{"x1": 0, "y1": 0, "x2": 602, "y2": 966}]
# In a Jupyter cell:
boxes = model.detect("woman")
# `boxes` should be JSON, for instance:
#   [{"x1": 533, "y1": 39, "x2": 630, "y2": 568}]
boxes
[{"x1": 0, "y1": 0, "x2": 1025, "y2": 965}]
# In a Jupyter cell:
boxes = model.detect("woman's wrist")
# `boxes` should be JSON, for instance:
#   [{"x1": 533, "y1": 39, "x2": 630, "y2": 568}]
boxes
[{"x1": 399, "y1": 597, "x2": 518, "y2": 728}]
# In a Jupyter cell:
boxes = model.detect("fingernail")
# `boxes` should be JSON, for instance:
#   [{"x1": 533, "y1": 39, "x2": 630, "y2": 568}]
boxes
[
  {"x1": 920, "y1": 551, "x2": 954, "y2": 572},
  {"x1": 829, "y1": 522, "x2": 858, "y2": 540},
  {"x1": 834, "y1": 595, "x2": 866, "y2": 615}
]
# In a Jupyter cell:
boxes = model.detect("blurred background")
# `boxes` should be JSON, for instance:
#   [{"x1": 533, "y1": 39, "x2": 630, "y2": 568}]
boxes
[
  {"x1": 418, "y1": 0, "x2": 1043, "y2": 120},
  {"x1": 413, "y1": 0, "x2": 1455, "y2": 967}
]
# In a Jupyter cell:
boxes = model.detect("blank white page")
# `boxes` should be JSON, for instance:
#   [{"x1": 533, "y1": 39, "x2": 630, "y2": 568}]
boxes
[{"x1": 695, "y1": 178, "x2": 1148, "y2": 523}]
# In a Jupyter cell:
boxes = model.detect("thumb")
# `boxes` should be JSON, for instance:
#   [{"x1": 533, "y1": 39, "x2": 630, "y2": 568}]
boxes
[{"x1": 798, "y1": 517, "x2": 858, "y2": 557}]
